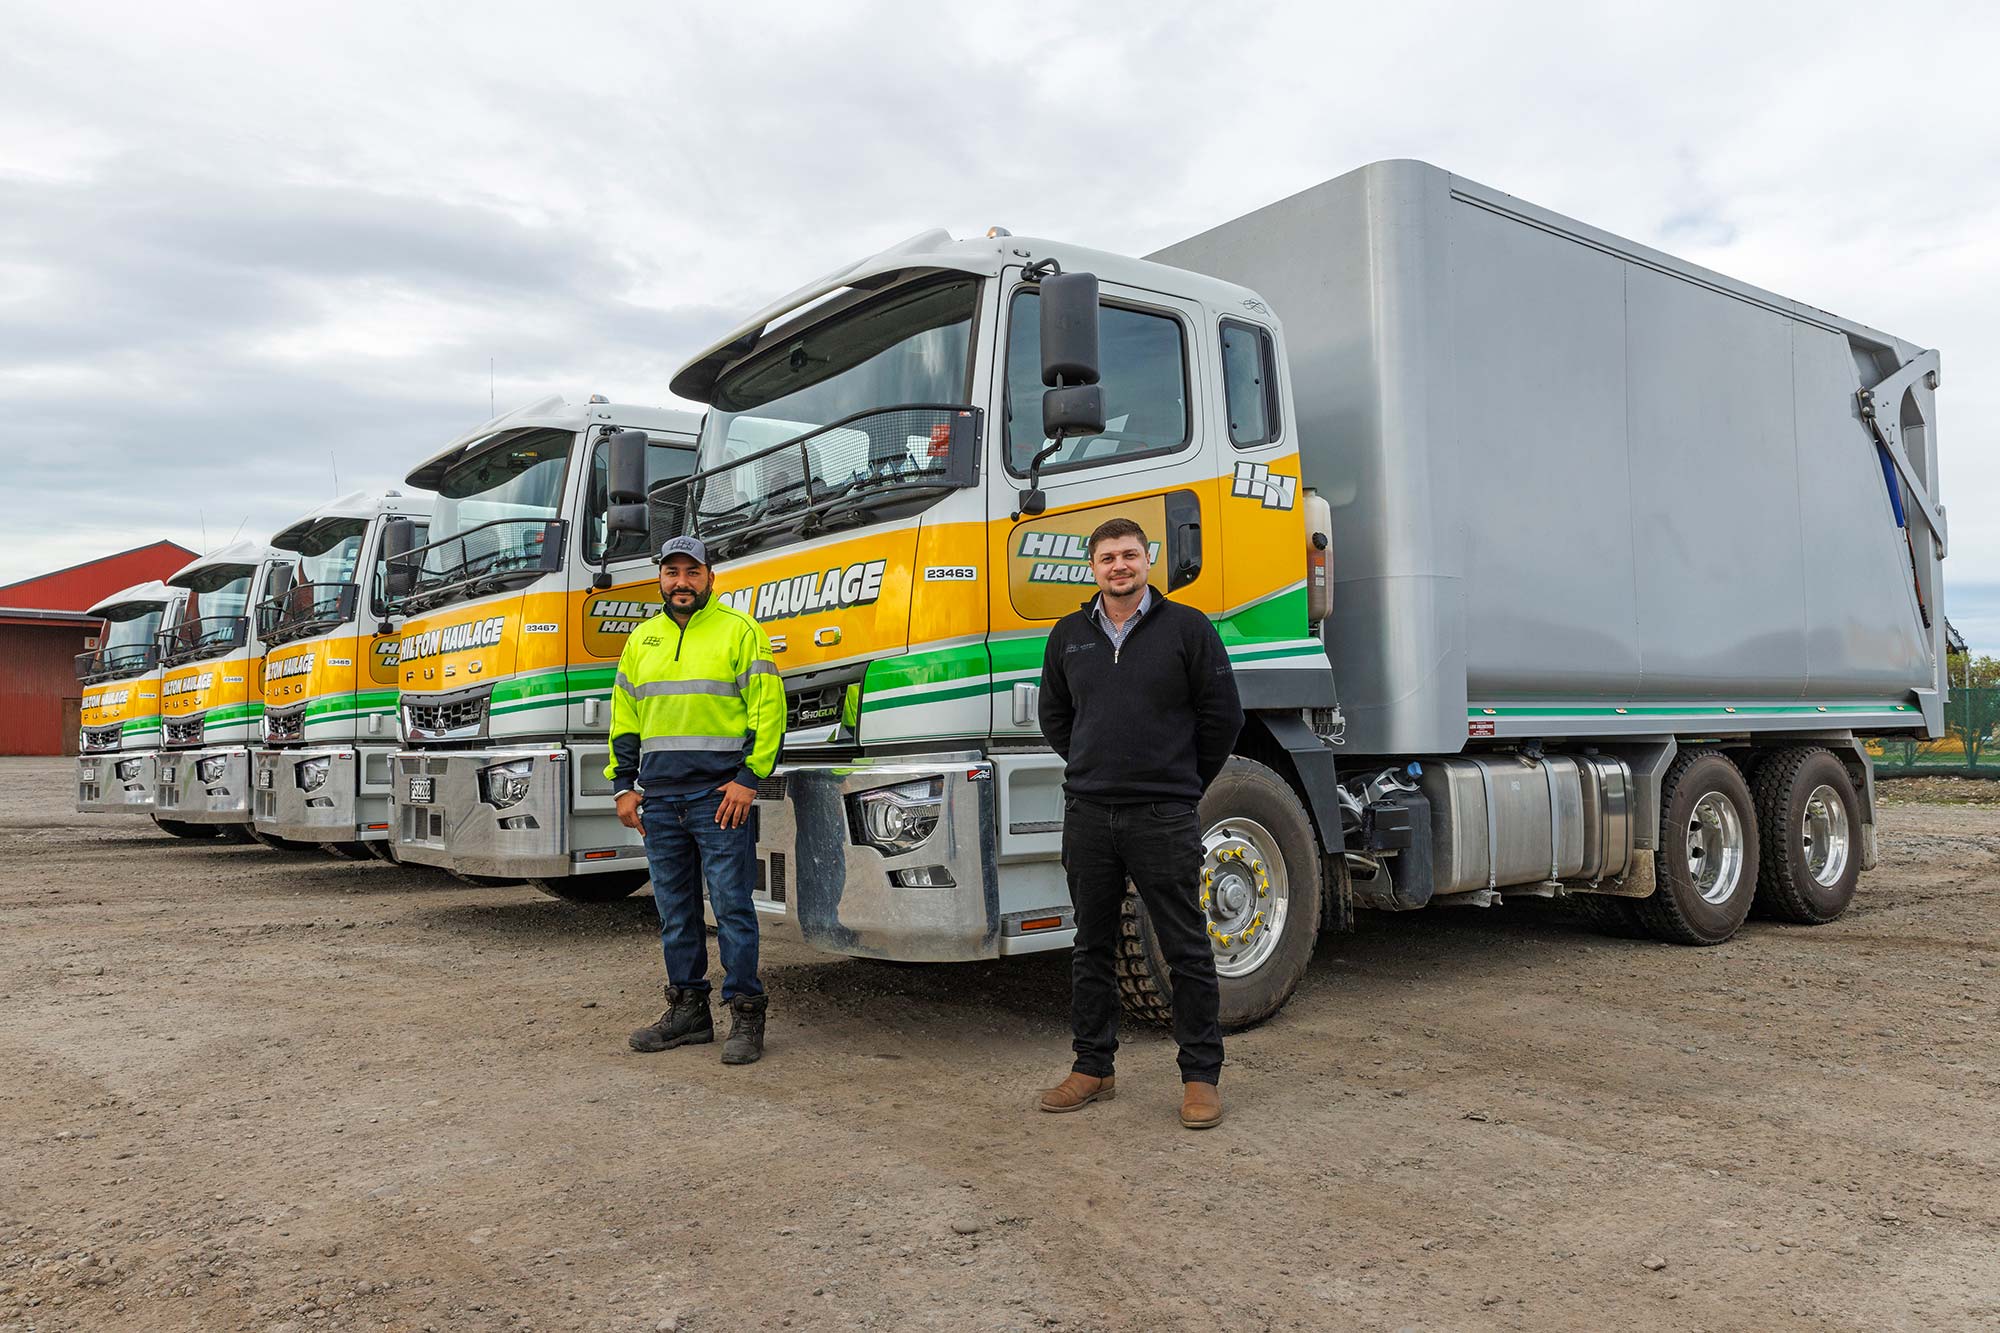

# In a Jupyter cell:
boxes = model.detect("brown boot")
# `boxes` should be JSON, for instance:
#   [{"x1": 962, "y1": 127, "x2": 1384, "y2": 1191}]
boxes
[
  {"x1": 1038, "y1": 1072, "x2": 1115, "y2": 1114},
  {"x1": 1180, "y1": 1081, "x2": 1223, "y2": 1130}
]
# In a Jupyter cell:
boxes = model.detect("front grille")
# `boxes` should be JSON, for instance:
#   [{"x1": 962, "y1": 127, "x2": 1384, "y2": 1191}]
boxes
[
  {"x1": 263, "y1": 705, "x2": 305, "y2": 744},
  {"x1": 402, "y1": 686, "x2": 490, "y2": 741},
  {"x1": 164, "y1": 715, "x2": 204, "y2": 747},
  {"x1": 80, "y1": 724, "x2": 122, "y2": 753}
]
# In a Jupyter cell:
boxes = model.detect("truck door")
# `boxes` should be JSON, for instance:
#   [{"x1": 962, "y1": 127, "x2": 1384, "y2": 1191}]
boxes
[
  {"x1": 987, "y1": 271, "x2": 1221, "y2": 741},
  {"x1": 568, "y1": 430, "x2": 695, "y2": 746}
]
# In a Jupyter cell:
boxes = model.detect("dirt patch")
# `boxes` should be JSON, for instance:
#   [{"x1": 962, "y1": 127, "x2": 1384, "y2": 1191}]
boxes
[
  {"x1": 1876, "y1": 773, "x2": 2000, "y2": 805},
  {"x1": 2, "y1": 756, "x2": 1997, "y2": 1331}
]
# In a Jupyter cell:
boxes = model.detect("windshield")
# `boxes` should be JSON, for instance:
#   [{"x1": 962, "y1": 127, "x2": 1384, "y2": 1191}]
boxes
[
  {"x1": 183, "y1": 567, "x2": 254, "y2": 622},
  {"x1": 417, "y1": 428, "x2": 570, "y2": 589},
  {"x1": 296, "y1": 520, "x2": 366, "y2": 586},
  {"x1": 689, "y1": 276, "x2": 979, "y2": 549},
  {"x1": 98, "y1": 604, "x2": 165, "y2": 671}
]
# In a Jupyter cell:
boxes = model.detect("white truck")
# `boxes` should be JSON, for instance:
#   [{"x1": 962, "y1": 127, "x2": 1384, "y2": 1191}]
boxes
[
  {"x1": 624, "y1": 159, "x2": 1943, "y2": 1026},
  {"x1": 74, "y1": 580, "x2": 188, "y2": 829},
  {"x1": 151, "y1": 540, "x2": 293, "y2": 839},
  {"x1": 385, "y1": 397, "x2": 699, "y2": 894},
  {"x1": 251, "y1": 490, "x2": 432, "y2": 858}
]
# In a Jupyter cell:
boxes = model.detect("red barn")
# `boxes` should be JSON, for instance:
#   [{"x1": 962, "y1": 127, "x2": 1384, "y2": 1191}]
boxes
[{"x1": 0, "y1": 541, "x2": 199, "y2": 755}]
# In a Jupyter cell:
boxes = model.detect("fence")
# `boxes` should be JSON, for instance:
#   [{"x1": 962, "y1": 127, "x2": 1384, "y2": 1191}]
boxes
[{"x1": 1870, "y1": 685, "x2": 2000, "y2": 774}]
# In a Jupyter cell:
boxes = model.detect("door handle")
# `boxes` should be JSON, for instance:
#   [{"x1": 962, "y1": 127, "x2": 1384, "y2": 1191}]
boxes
[{"x1": 1165, "y1": 488, "x2": 1202, "y2": 591}]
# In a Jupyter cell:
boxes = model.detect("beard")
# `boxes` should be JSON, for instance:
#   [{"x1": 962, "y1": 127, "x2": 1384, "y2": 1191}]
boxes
[{"x1": 666, "y1": 586, "x2": 712, "y2": 613}]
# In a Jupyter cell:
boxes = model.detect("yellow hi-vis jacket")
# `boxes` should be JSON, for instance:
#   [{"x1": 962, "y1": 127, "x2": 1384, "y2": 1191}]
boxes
[{"x1": 604, "y1": 600, "x2": 784, "y2": 797}]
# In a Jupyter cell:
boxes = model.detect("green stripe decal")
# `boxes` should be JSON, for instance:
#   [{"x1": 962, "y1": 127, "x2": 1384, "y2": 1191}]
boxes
[{"x1": 861, "y1": 595, "x2": 1325, "y2": 716}]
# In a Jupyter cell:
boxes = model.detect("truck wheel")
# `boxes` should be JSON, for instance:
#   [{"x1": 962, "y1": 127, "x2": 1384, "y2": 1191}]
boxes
[
  {"x1": 448, "y1": 870, "x2": 522, "y2": 887},
  {"x1": 246, "y1": 827, "x2": 318, "y2": 854},
  {"x1": 1752, "y1": 747, "x2": 1861, "y2": 924},
  {"x1": 212, "y1": 824, "x2": 254, "y2": 844},
  {"x1": 1115, "y1": 757, "x2": 1322, "y2": 1031},
  {"x1": 527, "y1": 871, "x2": 651, "y2": 903},
  {"x1": 1637, "y1": 750, "x2": 1758, "y2": 945},
  {"x1": 364, "y1": 840, "x2": 401, "y2": 865},
  {"x1": 322, "y1": 842, "x2": 372, "y2": 861},
  {"x1": 152, "y1": 817, "x2": 215, "y2": 840}
]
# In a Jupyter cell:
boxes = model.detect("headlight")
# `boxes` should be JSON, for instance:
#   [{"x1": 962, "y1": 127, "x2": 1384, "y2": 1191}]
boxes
[
  {"x1": 115, "y1": 758, "x2": 143, "y2": 782},
  {"x1": 479, "y1": 759, "x2": 534, "y2": 809},
  {"x1": 848, "y1": 778, "x2": 943, "y2": 854},
  {"x1": 197, "y1": 755, "x2": 228, "y2": 784},
  {"x1": 299, "y1": 756, "x2": 331, "y2": 793}
]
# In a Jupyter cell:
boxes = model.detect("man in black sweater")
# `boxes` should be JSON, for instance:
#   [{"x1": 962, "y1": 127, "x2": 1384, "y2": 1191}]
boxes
[{"x1": 1036, "y1": 517, "x2": 1244, "y2": 1129}]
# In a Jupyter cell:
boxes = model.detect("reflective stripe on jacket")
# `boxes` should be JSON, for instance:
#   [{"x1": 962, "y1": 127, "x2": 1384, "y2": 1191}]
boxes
[{"x1": 604, "y1": 600, "x2": 784, "y2": 797}]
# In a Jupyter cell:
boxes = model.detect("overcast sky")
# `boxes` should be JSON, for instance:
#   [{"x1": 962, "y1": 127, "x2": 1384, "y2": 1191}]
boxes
[{"x1": 5, "y1": 1, "x2": 1998, "y2": 643}]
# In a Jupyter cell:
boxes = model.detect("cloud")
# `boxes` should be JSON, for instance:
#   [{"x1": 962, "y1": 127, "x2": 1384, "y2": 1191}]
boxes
[{"x1": 2, "y1": 0, "x2": 1997, "y2": 659}]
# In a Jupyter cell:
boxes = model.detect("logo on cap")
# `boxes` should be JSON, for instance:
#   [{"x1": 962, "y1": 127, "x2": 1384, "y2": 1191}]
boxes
[{"x1": 658, "y1": 536, "x2": 712, "y2": 567}]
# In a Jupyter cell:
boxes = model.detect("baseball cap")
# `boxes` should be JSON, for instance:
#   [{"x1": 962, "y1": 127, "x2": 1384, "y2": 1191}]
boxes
[{"x1": 658, "y1": 535, "x2": 712, "y2": 567}]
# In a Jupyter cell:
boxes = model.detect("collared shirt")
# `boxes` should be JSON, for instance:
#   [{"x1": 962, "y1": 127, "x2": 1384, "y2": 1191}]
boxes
[{"x1": 1092, "y1": 586, "x2": 1152, "y2": 653}]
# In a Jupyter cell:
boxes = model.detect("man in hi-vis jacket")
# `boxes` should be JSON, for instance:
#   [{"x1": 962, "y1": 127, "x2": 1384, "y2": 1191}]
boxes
[{"x1": 608, "y1": 536, "x2": 785, "y2": 1064}]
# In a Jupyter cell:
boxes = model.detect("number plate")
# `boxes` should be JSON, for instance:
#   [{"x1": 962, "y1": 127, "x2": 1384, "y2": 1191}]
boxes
[
  {"x1": 407, "y1": 775, "x2": 435, "y2": 804},
  {"x1": 160, "y1": 764, "x2": 177, "y2": 784},
  {"x1": 256, "y1": 766, "x2": 274, "y2": 790}
]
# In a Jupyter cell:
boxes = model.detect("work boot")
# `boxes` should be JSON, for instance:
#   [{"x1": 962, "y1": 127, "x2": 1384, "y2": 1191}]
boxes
[
  {"x1": 1180, "y1": 1081, "x2": 1224, "y2": 1130},
  {"x1": 628, "y1": 987, "x2": 713, "y2": 1053},
  {"x1": 721, "y1": 994, "x2": 767, "y2": 1065},
  {"x1": 1038, "y1": 1072, "x2": 1115, "y2": 1113}
]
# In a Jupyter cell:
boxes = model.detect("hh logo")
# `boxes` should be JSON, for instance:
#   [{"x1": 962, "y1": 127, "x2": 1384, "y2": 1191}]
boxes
[{"x1": 1232, "y1": 461, "x2": 1297, "y2": 511}]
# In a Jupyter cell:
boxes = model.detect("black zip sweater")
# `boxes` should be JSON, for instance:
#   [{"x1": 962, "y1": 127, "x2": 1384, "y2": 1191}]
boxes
[{"x1": 1037, "y1": 592, "x2": 1245, "y2": 804}]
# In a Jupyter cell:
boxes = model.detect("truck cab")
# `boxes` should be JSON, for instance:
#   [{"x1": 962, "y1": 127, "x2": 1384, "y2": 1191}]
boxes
[
  {"x1": 152, "y1": 539, "x2": 291, "y2": 837},
  {"x1": 75, "y1": 579, "x2": 188, "y2": 820},
  {"x1": 252, "y1": 490, "x2": 433, "y2": 857},
  {"x1": 649, "y1": 230, "x2": 1335, "y2": 1013},
  {"x1": 388, "y1": 396, "x2": 698, "y2": 895}
]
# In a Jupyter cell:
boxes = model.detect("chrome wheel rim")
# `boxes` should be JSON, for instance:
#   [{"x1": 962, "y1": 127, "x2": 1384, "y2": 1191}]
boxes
[
  {"x1": 1202, "y1": 817, "x2": 1289, "y2": 978},
  {"x1": 1685, "y1": 791, "x2": 1745, "y2": 906},
  {"x1": 1801, "y1": 783, "x2": 1850, "y2": 888}
]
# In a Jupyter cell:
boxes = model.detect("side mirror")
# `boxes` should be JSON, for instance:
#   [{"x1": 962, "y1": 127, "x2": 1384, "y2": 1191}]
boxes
[
  {"x1": 381, "y1": 516, "x2": 418, "y2": 603},
  {"x1": 1015, "y1": 271, "x2": 1105, "y2": 521},
  {"x1": 606, "y1": 428, "x2": 651, "y2": 539},
  {"x1": 1039, "y1": 271, "x2": 1101, "y2": 389}
]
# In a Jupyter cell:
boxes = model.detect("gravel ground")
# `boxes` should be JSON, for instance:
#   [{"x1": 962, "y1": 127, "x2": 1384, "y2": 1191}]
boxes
[{"x1": 2, "y1": 757, "x2": 1996, "y2": 1332}]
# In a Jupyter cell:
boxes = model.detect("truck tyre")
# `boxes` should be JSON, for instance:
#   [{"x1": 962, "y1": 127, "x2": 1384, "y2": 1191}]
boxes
[
  {"x1": 1637, "y1": 749, "x2": 1758, "y2": 946},
  {"x1": 212, "y1": 824, "x2": 254, "y2": 844},
  {"x1": 246, "y1": 827, "x2": 318, "y2": 854},
  {"x1": 527, "y1": 872, "x2": 650, "y2": 903},
  {"x1": 1751, "y1": 747, "x2": 1862, "y2": 924},
  {"x1": 152, "y1": 817, "x2": 215, "y2": 840},
  {"x1": 1115, "y1": 756, "x2": 1322, "y2": 1031},
  {"x1": 364, "y1": 840, "x2": 401, "y2": 865},
  {"x1": 322, "y1": 842, "x2": 372, "y2": 861}
]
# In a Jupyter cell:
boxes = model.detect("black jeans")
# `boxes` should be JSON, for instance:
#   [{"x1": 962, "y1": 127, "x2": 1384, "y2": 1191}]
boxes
[{"x1": 1063, "y1": 795, "x2": 1223, "y2": 1084}]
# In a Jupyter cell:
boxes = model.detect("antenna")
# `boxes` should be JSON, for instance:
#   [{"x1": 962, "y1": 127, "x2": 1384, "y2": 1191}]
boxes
[
  {"x1": 331, "y1": 450, "x2": 340, "y2": 495},
  {"x1": 199, "y1": 509, "x2": 207, "y2": 553},
  {"x1": 490, "y1": 357, "x2": 496, "y2": 417}
]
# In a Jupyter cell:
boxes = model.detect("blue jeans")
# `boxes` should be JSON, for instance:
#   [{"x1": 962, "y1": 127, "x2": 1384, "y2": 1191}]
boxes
[{"x1": 640, "y1": 789, "x2": 763, "y2": 1001}]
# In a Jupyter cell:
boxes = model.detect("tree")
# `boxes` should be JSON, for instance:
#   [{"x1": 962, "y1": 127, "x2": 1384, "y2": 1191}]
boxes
[{"x1": 1946, "y1": 652, "x2": 2000, "y2": 770}]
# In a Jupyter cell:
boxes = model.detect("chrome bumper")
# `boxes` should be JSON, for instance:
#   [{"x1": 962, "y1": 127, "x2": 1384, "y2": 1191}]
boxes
[
  {"x1": 252, "y1": 744, "x2": 398, "y2": 843},
  {"x1": 753, "y1": 755, "x2": 1000, "y2": 962},
  {"x1": 391, "y1": 745, "x2": 645, "y2": 878},
  {"x1": 153, "y1": 746, "x2": 253, "y2": 823},
  {"x1": 77, "y1": 752, "x2": 158, "y2": 813}
]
